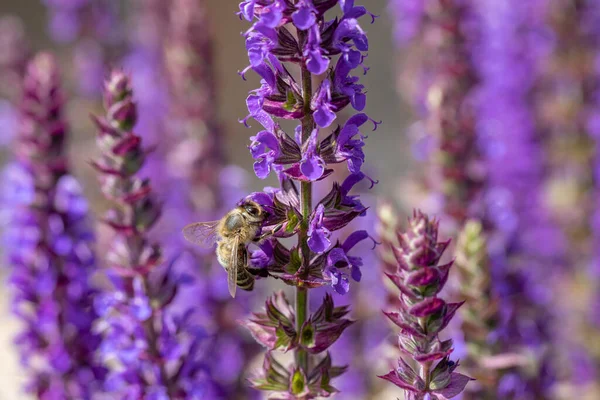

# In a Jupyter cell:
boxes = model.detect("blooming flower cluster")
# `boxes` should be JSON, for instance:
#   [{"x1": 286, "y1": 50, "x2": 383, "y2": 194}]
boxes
[
  {"x1": 92, "y1": 70, "x2": 213, "y2": 398},
  {"x1": 378, "y1": 211, "x2": 471, "y2": 399},
  {"x1": 475, "y1": 0, "x2": 566, "y2": 397},
  {"x1": 238, "y1": 0, "x2": 378, "y2": 397},
  {"x1": 4, "y1": 53, "x2": 105, "y2": 399}
]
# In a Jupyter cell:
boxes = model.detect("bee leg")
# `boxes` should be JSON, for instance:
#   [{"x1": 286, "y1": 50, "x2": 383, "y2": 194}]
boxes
[{"x1": 254, "y1": 224, "x2": 282, "y2": 243}]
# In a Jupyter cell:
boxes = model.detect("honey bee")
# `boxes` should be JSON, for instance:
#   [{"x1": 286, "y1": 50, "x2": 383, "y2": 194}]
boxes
[{"x1": 182, "y1": 200, "x2": 267, "y2": 298}]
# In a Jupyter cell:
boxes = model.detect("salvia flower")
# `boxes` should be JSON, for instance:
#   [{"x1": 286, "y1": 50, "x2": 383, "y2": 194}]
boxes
[
  {"x1": 238, "y1": 0, "x2": 377, "y2": 397},
  {"x1": 475, "y1": 0, "x2": 566, "y2": 396},
  {"x1": 92, "y1": 70, "x2": 212, "y2": 398},
  {"x1": 378, "y1": 211, "x2": 472, "y2": 399},
  {"x1": 5, "y1": 52, "x2": 105, "y2": 399}
]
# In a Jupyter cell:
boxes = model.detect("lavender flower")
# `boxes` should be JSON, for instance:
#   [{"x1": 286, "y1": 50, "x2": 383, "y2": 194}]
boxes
[
  {"x1": 92, "y1": 70, "x2": 213, "y2": 398},
  {"x1": 475, "y1": 0, "x2": 566, "y2": 397},
  {"x1": 238, "y1": 1, "x2": 377, "y2": 397},
  {"x1": 378, "y1": 211, "x2": 472, "y2": 399},
  {"x1": 4, "y1": 52, "x2": 105, "y2": 399}
]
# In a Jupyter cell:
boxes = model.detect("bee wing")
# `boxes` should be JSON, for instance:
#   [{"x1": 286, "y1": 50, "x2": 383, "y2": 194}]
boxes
[
  {"x1": 227, "y1": 236, "x2": 240, "y2": 298},
  {"x1": 182, "y1": 221, "x2": 220, "y2": 247}
]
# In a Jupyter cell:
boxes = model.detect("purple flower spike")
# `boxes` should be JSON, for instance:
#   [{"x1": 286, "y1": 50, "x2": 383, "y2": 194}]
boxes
[
  {"x1": 4, "y1": 52, "x2": 105, "y2": 398},
  {"x1": 238, "y1": 0, "x2": 377, "y2": 397},
  {"x1": 92, "y1": 71, "x2": 211, "y2": 398},
  {"x1": 378, "y1": 211, "x2": 472, "y2": 398}
]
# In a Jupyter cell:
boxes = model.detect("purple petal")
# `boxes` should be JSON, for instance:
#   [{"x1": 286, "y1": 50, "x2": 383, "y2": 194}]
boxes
[
  {"x1": 308, "y1": 229, "x2": 331, "y2": 253},
  {"x1": 314, "y1": 106, "x2": 337, "y2": 128},
  {"x1": 292, "y1": 6, "x2": 316, "y2": 30}
]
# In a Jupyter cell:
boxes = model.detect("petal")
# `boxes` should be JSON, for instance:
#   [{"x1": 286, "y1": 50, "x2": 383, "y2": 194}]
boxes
[
  {"x1": 292, "y1": 7, "x2": 316, "y2": 30},
  {"x1": 254, "y1": 157, "x2": 272, "y2": 179},
  {"x1": 308, "y1": 228, "x2": 331, "y2": 253},
  {"x1": 307, "y1": 50, "x2": 330, "y2": 75},
  {"x1": 300, "y1": 156, "x2": 325, "y2": 181},
  {"x1": 314, "y1": 106, "x2": 337, "y2": 128}
]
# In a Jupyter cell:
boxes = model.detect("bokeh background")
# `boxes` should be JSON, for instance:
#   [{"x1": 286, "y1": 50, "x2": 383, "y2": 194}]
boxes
[{"x1": 1, "y1": 0, "x2": 599, "y2": 399}]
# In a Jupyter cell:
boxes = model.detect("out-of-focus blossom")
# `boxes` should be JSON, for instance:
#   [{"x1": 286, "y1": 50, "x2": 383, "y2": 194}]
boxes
[
  {"x1": 4, "y1": 52, "x2": 105, "y2": 399},
  {"x1": 475, "y1": 0, "x2": 566, "y2": 397},
  {"x1": 92, "y1": 70, "x2": 213, "y2": 398},
  {"x1": 42, "y1": 0, "x2": 121, "y2": 97}
]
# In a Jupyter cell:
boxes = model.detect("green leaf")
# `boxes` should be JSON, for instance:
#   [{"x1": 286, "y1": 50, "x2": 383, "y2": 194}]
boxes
[{"x1": 284, "y1": 247, "x2": 302, "y2": 274}]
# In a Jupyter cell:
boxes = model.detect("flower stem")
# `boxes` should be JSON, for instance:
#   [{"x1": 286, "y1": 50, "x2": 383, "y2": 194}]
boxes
[{"x1": 295, "y1": 28, "x2": 314, "y2": 372}]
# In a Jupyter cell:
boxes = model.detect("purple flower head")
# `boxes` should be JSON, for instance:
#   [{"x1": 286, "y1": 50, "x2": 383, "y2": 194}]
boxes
[
  {"x1": 92, "y1": 70, "x2": 212, "y2": 398},
  {"x1": 5, "y1": 52, "x2": 105, "y2": 398},
  {"x1": 319, "y1": 113, "x2": 379, "y2": 175},
  {"x1": 323, "y1": 230, "x2": 374, "y2": 294},
  {"x1": 238, "y1": 0, "x2": 376, "y2": 397},
  {"x1": 292, "y1": 0, "x2": 317, "y2": 30}
]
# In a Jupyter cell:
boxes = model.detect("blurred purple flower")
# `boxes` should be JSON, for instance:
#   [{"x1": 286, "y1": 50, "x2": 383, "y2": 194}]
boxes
[
  {"x1": 92, "y1": 70, "x2": 211, "y2": 398},
  {"x1": 4, "y1": 52, "x2": 105, "y2": 399},
  {"x1": 475, "y1": 0, "x2": 566, "y2": 397}
]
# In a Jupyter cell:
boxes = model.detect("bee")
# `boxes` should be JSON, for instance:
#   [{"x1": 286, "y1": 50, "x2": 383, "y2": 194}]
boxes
[{"x1": 182, "y1": 200, "x2": 267, "y2": 298}]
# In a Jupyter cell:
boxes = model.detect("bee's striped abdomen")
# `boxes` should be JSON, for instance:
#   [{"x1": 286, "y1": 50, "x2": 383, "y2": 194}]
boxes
[{"x1": 236, "y1": 268, "x2": 255, "y2": 291}]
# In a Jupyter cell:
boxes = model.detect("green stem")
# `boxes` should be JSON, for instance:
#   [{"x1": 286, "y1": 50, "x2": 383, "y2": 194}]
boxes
[{"x1": 295, "y1": 28, "x2": 314, "y2": 373}]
